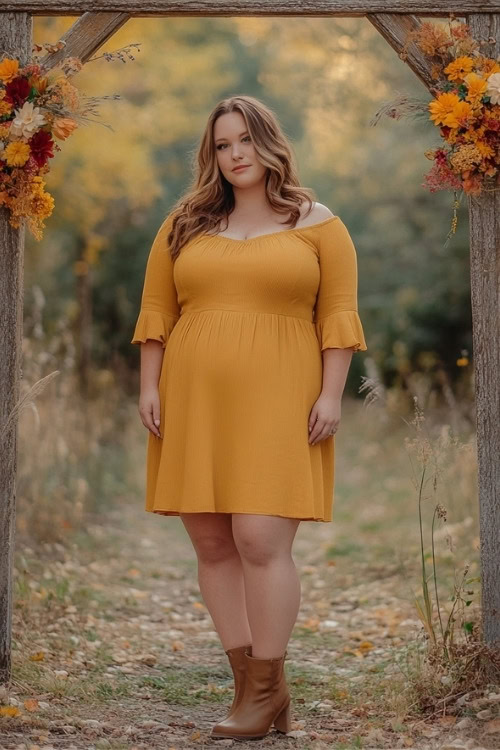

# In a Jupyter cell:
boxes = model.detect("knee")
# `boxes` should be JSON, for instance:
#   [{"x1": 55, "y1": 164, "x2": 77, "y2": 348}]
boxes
[
  {"x1": 233, "y1": 534, "x2": 276, "y2": 566},
  {"x1": 193, "y1": 535, "x2": 239, "y2": 565}
]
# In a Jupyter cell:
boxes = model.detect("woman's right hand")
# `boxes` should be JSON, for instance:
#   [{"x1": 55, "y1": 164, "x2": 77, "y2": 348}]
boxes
[{"x1": 139, "y1": 386, "x2": 162, "y2": 438}]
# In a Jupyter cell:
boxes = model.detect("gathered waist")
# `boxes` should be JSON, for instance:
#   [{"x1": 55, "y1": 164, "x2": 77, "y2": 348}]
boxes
[{"x1": 179, "y1": 307, "x2": 314, "y2": 323}]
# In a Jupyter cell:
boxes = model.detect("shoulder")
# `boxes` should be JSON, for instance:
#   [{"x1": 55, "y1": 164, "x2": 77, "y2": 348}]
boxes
[
  {"x1": 299, "y1": 201, "x2": 336, "y2": 224},
  {"x1": 158, "y1": 212, "x2": 175, "y2": 234},
  {"x1": 311, "y1": 202, "x2": 337, "y2": 221}
]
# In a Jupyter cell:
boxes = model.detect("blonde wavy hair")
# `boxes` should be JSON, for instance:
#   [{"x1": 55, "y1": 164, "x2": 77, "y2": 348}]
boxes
[{"x1": 166, "y1": 95, "x2": 316, "y2": 260}]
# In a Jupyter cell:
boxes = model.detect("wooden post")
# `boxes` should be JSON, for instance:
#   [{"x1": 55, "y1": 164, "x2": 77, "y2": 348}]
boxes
[
  {"x1": 468, "y1": 13, "x2": 500, "y2": 649},
  {"x1": 370, "y1": 10, "x2": 500, "y2": 649},
  {"x1": 0, "y1": 13, "x2": 32, "y2": 684}
]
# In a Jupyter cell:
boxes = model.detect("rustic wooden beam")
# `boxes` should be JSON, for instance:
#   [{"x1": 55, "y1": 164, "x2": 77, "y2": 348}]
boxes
[
  {"x1": 38, "y1": 12, "x2": 131, "y2": 71},
  {"x1": 467, "y1": 14, "x2": 500, "y2": 650},
  {"x1": 0, "y1": 1, "x2": 498, "y2": 17},
  {"x1": 366, "y1": 14, "x2": 435, "y2": 91},
  {"x1": 0, "y1": 13, "x2": 32, "y2": 687}
]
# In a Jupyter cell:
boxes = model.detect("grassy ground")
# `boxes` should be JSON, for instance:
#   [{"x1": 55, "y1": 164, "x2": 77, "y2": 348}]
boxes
[{"x1": 2, "y1": 395, "x2": 499, "y2": 750}]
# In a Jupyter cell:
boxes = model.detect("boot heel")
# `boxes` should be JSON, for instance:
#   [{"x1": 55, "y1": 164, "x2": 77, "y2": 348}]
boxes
[{"x1": 273, "y1": 701, "x2": 291, "y2": 733}]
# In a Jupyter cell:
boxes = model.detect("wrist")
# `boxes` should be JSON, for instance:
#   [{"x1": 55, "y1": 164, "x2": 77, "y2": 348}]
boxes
[{"x1": 320, "y1": 390, "x2": 342, "y2": 401}]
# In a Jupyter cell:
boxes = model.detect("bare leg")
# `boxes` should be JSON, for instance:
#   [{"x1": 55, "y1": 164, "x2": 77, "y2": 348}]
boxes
[
  {"x1": 231, "y1": 514, "x2": 301, "y2": 659},
  {"x1": 180, "y1": 512, "x2": 252, "y2": 650}
]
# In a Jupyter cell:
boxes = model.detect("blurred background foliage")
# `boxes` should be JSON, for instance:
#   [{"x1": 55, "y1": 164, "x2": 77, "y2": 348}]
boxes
[{"x1": 26, "y1": 14, "x2": 472, "y2": 396}]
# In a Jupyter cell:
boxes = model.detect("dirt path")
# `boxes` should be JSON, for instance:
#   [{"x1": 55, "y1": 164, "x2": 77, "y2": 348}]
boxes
[{"x1": 3, "y1": 492, "x2": 497, "y2": 750}]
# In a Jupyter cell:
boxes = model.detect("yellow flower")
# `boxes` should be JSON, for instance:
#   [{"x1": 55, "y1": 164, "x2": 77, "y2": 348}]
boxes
[
  {"x1": 0, "y1": 58, "x2": 19, "y2": 83},
  {"x1": 429, "y1": 92, "x2": 461, "y2": 126},
  {"x1": 447, "y1": 100, "x2": 476, "y2": 129},
  {"x1": 444, "y1": 56, "x2": 475, "y2": 82},
  {"x1": 27, "y1": 75, "x2": 49, "y2": 94},
  {"x1": 4, "y1": 140, "x2": 30, "y2": 167},
  {"x1": 31, "y1": 188, "x2": 54, "y2": 216},
  {"x1": 475, "y1": 140, "x2": 495, "y2": 158},
  {"x1": 464, "y1": 72, "x2": 488, "y2": 103},
  {"x1": 464, "y1": 124, "x2": 486, "y2": 143},
  {"x1": 0, "y1": 98, "x2": 12, "y2": 116}
]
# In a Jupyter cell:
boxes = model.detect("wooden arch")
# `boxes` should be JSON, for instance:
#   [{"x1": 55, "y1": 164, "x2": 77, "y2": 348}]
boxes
[{"x1": 1, "y1": 2, "x2": 499, "y2": 684}]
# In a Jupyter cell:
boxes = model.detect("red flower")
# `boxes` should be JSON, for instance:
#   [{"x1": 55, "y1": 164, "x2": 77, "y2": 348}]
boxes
[
  {"x1": 4, "y1": 76, "x2": 32, "y2": 107},
  {"x1": 24, "y1": 155, "x2": 40, "y2": 174},
  {"x1": 28, "y1": 129, "x2": 54, "y2": 167}
]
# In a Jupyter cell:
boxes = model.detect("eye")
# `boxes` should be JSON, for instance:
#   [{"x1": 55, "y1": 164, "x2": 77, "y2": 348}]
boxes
[{"x1": 216, "y1": 136, "x2": 252, "y2": 150}]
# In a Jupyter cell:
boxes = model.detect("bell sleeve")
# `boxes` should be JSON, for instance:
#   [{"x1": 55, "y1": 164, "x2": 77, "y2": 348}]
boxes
[
  {"x1": 131, "y1": 215, "x2": 181, "y2": 349},
  {"x1": 313, "y1": 218, "x2": 367, "y2": 353}
]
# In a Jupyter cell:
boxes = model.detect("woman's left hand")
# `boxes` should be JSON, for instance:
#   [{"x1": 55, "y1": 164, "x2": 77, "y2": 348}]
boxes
[{"x1": 308, "y1": 393, "x2": 341, "y2": 445}]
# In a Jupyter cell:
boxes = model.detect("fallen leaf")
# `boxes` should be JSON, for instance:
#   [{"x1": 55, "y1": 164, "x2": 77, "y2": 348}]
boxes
[
  {"x1": 358, "y1": 640, "x2": 375, "y2": 652},
  {"x1": 30, "y1": 652, "x2": 45, "y2": 661},
  {"x1": 0, "y1": 705, "x2": 21, "y2": 717}
]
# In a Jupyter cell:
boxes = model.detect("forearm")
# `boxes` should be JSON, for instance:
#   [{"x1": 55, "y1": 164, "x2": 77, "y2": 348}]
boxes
[
  {"x1": 140, "y1": 340, "x2": 164, "y2": 391},
  {"x1": 320, "y1": 347, "x2": 355, "y2": 400}
]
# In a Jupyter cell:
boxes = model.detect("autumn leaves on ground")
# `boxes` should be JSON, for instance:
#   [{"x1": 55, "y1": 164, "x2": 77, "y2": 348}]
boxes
[{"x1": 3, "y1": 366, "x2": 499, "y2": 750}]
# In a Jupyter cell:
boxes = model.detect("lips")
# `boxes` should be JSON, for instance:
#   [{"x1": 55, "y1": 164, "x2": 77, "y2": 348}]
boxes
[{"x1": 232, "y1": 165, "x2": 250, "y2": 172}]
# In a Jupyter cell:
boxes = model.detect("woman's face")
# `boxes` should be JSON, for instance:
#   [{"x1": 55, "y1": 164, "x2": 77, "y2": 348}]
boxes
[{"x1": 213, "y1": 111, "x2": 267, "y2": 188}]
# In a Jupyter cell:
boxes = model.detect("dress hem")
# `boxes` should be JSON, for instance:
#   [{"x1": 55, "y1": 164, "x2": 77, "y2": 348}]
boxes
[{"x1": 146, "y1": 507, "x2": 332, "y2": 523}]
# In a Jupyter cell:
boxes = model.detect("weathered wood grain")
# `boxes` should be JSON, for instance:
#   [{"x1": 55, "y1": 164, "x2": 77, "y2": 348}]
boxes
[
  {"x1": 467, "y1": 14, "x2": 500, "y2": 651},
  {"x1": 0, "y1": 1, "x2": 499, "y2": 17},
  {"x1": 367, "y1": 14, "x2": 435, "y2": 91},
  {"x1": 38, "y1": 12, "x2": 131, "y2": 70},
  {"x1": 0, "y1": 14, "x2": 32, "y2": 686}
]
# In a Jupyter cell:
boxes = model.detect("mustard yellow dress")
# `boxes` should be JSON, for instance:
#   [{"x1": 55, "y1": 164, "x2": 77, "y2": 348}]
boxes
[{"x1": 131, "y1": 212, "x2": 367, "y2": 522}]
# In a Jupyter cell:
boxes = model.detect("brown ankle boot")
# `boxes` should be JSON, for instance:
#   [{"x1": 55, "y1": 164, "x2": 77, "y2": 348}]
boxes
[
  {"x1": 224, "y1": 644, "x2": 252, "y2": 719},
  {"x1": 211, "y1": 650, "x2": 291, "y2": 739}
]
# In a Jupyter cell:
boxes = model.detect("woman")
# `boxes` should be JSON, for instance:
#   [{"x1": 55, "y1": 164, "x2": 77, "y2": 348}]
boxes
[{"x1": 131, "y1": 94, "x2": 367, "y2": 740}]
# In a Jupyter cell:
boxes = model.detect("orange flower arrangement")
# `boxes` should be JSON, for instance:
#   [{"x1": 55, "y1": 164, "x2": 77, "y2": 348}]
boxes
[
  {"x1": 371, "y1": 17, "x2": 500, "y2": 237},
  {"x1": 0, "y1": 40, "x2": 139, "y2": 240}
]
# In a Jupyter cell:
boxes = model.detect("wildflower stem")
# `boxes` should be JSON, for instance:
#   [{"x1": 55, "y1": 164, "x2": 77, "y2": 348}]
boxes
[
  {"x1": 418, "y1": 464, "x2": 436, "y2": 645},
  {"x1": 431, "y1": 504, "x2": 447, "y2": 658}
]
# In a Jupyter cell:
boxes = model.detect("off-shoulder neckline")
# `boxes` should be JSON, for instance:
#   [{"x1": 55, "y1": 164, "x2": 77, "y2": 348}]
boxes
[{"x1": 203, "y1": 215, "x2": 340, "y2": 243}]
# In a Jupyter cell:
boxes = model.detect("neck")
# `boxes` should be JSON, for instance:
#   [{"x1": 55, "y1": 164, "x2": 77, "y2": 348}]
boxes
[{"x1": 232, "y1": 176, "x2": 270, "y2": 216}]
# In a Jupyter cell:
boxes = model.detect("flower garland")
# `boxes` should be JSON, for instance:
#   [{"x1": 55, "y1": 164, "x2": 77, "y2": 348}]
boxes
[
  {"x1": 0, "y1": 42, "x2": 139, "y2": 240},
  {"x1": 371, "y1": 18, "x2": 500, "y2": 239}
]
